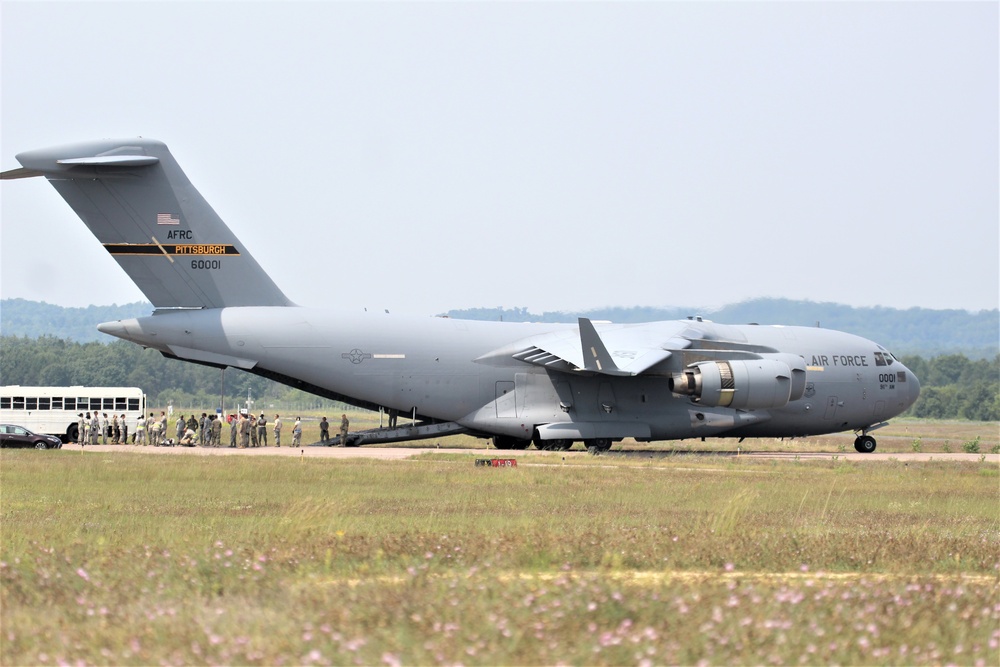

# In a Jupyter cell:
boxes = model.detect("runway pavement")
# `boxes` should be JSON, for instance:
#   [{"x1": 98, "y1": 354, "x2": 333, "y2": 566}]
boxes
[{"x1": 48, "y1": 442, "x2": 999, "y2": 464}]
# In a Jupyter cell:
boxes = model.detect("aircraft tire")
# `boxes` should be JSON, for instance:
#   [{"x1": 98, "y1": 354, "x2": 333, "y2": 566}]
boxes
[
  {"x1": 854, "y1": 435, "x2": 877, "y2": 453},
  {"x1": 534, "y1": 439, "x2": 572, "y2": 451},
  {"x1": 493, "y1": 436, "x2": 530, "y2": 450},
  {"x1": 584, "y1": 438, "x2": 612, "y2": 453}
]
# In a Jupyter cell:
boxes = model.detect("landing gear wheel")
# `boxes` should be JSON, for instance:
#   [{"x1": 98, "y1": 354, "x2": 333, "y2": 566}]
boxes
[
  {"x1": 854, "y1": 435, "x2": 877, "y2": 453},
  {"x1": 534, "y1": 439, "x2": 572, "y2": 451},
  {"x1": 585, "y1": 438, "x2": 612, "y2": 454},
  {"x1": 493, "y1": 436, "x2": 530, "y2": 450}
]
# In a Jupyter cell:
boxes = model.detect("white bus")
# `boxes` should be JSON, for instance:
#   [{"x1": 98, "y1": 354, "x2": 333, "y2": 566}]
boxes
[{"x1": 0, "y1": 386, "x2": 146, "y2": 442}]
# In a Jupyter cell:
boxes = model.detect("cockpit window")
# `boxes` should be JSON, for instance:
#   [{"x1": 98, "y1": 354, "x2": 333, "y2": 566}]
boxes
[{"x1": 874, "y1": 351, "x2": 894, "y2": 366}]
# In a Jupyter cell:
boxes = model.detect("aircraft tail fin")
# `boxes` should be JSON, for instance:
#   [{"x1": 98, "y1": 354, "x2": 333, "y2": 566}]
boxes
[{"x1": 3, "y1": 138, "x2": 293, "y2": 309}]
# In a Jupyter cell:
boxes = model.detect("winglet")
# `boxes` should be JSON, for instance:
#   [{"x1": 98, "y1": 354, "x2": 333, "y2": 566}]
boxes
[{"x1": 578, "y1": 317, "x2": 624, "y2": 375}]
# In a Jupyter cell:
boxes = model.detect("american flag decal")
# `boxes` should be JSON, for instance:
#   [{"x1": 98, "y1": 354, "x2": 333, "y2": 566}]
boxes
[{"x1": 157, "y1": 213, "x2": 180, "y2": 225}]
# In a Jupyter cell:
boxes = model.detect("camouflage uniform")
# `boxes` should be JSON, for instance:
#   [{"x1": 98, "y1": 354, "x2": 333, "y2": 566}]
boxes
[
  {"x1": 292, "y1": 418, "x2": 302, "y2": 447},
  {"x1": 257, "y1": 414, "x2": 268, "y2": 446},
  {"x1": 273, "y1": 415, "x2": 282, "y2": 447}
]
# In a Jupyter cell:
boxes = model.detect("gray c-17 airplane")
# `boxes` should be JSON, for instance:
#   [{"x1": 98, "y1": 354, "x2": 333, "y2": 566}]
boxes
[{"x1": 2, "y1": 138, "x2": 921, "y2": 452}]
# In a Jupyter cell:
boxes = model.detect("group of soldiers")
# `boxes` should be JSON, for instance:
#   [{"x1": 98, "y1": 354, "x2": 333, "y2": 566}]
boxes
[
  {"x1": 75, "y1": 411, "x2": 351, "y2": 447},
  {"x1": 75, "y1": 411, "x2": 132, "y2": 445}
]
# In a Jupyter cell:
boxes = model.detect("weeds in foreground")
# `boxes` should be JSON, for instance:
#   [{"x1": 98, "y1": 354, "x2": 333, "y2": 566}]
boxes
[{"x1": 2, "y1": 453, "x2": 998, "y2": 665}]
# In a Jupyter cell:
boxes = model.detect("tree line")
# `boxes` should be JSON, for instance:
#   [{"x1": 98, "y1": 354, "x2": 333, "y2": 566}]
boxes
[{"x1": 2, "y1": 335, "x2": 996, "y2": 421}]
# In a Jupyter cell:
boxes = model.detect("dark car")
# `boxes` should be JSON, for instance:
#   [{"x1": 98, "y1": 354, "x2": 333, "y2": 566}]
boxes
[{"x1": 0, "y1": 424, "x2": 63, "y2": 449}]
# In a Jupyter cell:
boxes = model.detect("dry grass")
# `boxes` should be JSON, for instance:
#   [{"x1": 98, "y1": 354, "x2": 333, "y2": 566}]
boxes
[{"x1": 2, "y1": 440, "x2": 998, "y2": 665}]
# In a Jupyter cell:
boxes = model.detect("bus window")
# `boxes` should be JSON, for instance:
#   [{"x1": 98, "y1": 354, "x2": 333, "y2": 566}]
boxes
[
  {"x1": 89, "y1": 398, "x2": 101, "y2": 412},
  {"x1": 39, "y1": 398, "x2": 50, "y2": 410},
  {"x1": 0, "y1": 397, "x2": 10, "y2": 409},
  {"x1": 26, "y1": 398, "x2": 37, "y2": 410},
  {"x1": 65, "y1": 398, "x2": 76, "y2": 411},
  {"x1": 115, "y1": 398, "x2": 127, "y2": 411},
  {"x1": 52, "y1": 397, "x2": 63, "y2": 410},
  {"x1": 128, "y1": 398, "x2": 140, "y2": 411},
  {"x1": 103, "y1": 398, "x2": 114, "y2": 410},
  {"x1": 13, "y1": 397, "x2": 24, "y2": 410}
]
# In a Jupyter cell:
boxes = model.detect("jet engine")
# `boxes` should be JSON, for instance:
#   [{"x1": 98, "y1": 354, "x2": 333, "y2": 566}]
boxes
[{"x1": 668, "y1": 357, "x2": 806, "y2": 410}]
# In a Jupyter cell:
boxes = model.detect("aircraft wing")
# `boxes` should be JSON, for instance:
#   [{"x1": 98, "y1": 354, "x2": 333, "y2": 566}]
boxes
[{"x1": 504, "y1": 318, "x2": 696, "y2": 376}]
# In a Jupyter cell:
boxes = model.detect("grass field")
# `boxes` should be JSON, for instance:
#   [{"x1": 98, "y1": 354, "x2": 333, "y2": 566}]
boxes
[{"x1": 2, "y1": 422, "x2": 998, "y2": 665}]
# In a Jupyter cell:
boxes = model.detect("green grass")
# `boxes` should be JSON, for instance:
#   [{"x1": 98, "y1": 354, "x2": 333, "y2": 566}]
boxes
[{"x1": 2, "y1": 452, "x2": 998, "y2": 665}]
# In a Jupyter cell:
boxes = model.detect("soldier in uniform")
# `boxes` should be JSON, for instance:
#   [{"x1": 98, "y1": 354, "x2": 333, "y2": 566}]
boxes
[
  {"x1": 120, "y1": 414, "x2": 129, "y2": 444},
  {"x1": 90, "y1": 412, "x2": 100, "y2": 445},
  {"x1": 229, "y1": 415, "x2": 238, "y2": 448},
  {"x1": 149, "y1": 416, "x2": 161, "y2": 447},
  {"x1": 292, "y1": 417, "x2": 302, "y2": 447},
  {"x1": 134, "y1": 414, "x2": 145, "y2": 445},
  {"x1": 340, "y1": 414, "x2": 350, "y2": 447},
  {"x1": 77, "y1": 413, "x2": 86, "y2": 445},
  {"x1": 111, "y1": 413, "x2": 120, "y2": 444},
  {"x1": 199, "y1": 413, "x2": 209, "y2": 445},
  {"x1": 257, "y1": 413, "x2": 268, "y2": 447},
  {"x1": 319, "y1": 417, "x2": 330, "y2": 443},
  {"x1": 211, "y1": 415, "x2": 222, "y2": 446},
  {"x1": 249, "y1": 414, "x2": 258, "y2": 447},
  {"x1": 176, "y1": 415, "x2": 185, "y2": 444},
  {"x1": 239, "y1": 413, "x2": 250, "y2": 448},
  {"x1": 101, "y1": 413, "x2": 109, "y2": 444},
  {"x1": 273, "y1": 415, "x2": 282, "y2": 447}
]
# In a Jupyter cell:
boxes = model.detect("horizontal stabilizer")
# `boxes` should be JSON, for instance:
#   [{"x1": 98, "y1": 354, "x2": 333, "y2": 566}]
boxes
[
  {"x1": 57, "y1": 155, "x2": 159, "y2": 167},
  {"x1": 0, "y1": 167, "x2": 44, "y2": 180}
]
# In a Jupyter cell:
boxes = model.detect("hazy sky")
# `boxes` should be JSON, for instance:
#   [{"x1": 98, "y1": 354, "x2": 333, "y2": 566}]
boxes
[{"x1": 2, "y1": 1, "x2": 997, "y2": 317}]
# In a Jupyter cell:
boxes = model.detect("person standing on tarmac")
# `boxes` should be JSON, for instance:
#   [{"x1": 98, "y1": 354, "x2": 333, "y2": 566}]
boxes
[
  {"x1": 90, "y1": 412, "x2": 100, "y2": 445},
  {"x1": 249, "y1": 414, "x2": 259, "y2": 447},
  {"x1": 273, "y1": 415, "x2": 282, "y2": 447},
  {"x1": 340, "y1": 414, "x2": 350, "y2": 447},
  {"x1": 120, "y1": 414, "x2": 129, "y2": 444},
  {"x1": 176, "y1": 415, "x2": 185, "y2": 444},
  {"x1": 211, "y1": 415, "x2": 222, "y2": 446},
  {"x1": 135, "y1": 414, "x2": 147, "y2": 446},
  {"x1": 258, "y1": 413, "x2": 268, "y2": 446},
  {"x1": 239, "y1": 413, "x2": 251, "y2": 448},
  {"x1": 77, "y1": 413, "x2": 86, "y2": 445},
  {"x1": 101, "y1": 413, "x2": 109, "y2": 444},
  {"x1": 229, "y1": 414, "x2": 238, "y2": 448},
  {"x1": 111, "y1": 413, "x2": 120, "y2": 444},
  {"x1": 292, "y1": 417, "x2": 302, "y2": 447},
  {"x1": 319, "y1": 417, "x2": 330, "y2": 443}
]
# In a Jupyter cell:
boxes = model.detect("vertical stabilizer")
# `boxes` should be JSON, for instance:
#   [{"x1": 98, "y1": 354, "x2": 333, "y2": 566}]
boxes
[{"x1": 5, "y1": 138, "x2": 292, "y2": 309}]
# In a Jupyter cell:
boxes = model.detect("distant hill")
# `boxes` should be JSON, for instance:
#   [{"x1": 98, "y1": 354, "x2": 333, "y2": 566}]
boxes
[
  {"x1": 0, "y1": 299, "x2": 153, "y2": 344},
  {"x1": 1, "y1": 298, "x2": 996, "y2": 359}
]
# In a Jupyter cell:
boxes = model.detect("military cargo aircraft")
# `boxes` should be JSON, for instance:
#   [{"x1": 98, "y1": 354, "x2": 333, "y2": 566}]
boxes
[{"x1": 2, "y1": 138, "x2": 920, "y2": 452}]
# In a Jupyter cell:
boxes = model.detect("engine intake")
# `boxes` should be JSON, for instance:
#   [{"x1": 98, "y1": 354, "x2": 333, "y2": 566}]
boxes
[{"x1": 669, "y1": 357, "x2": 805, "y2": 410}]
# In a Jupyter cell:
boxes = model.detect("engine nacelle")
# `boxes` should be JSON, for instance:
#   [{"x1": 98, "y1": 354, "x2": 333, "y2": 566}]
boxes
[{"x1": 668, "y1": 357, "x2": 805, "y2": 410}]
